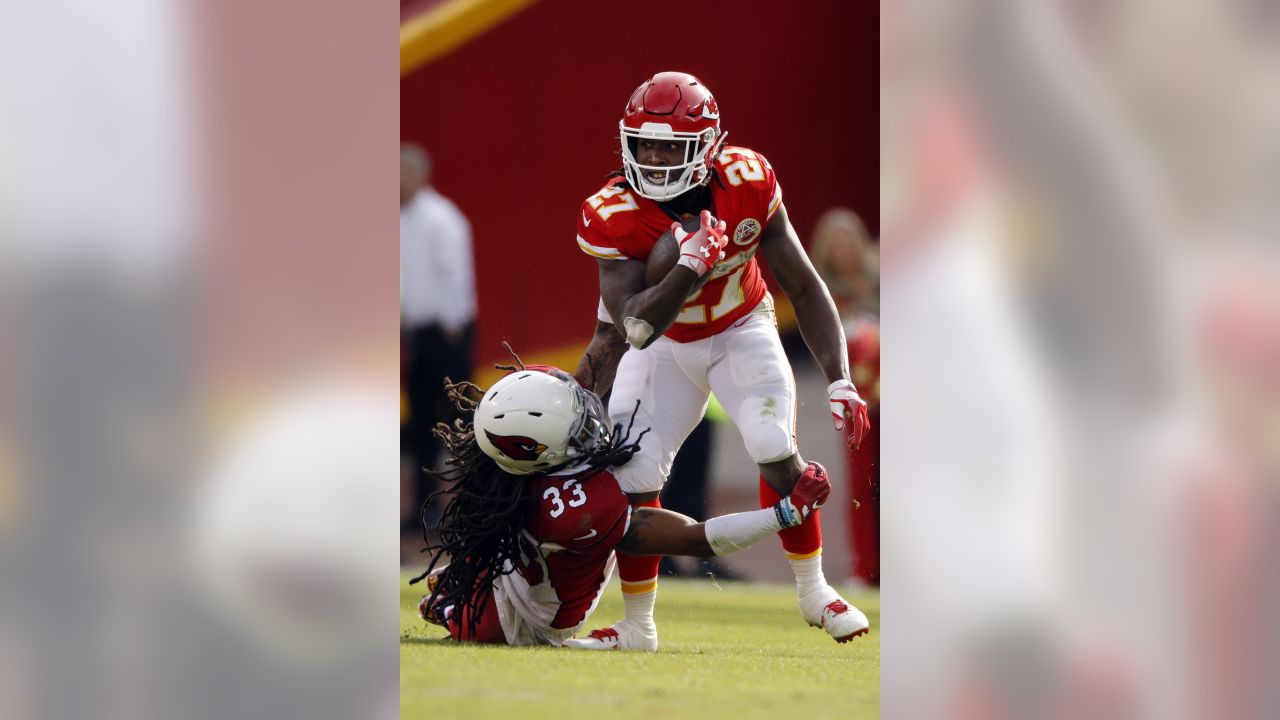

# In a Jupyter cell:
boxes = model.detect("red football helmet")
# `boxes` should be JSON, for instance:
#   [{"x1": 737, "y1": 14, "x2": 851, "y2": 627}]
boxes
[{"x1": 620, "y1": 72, "x2": 726, "y2": 201}]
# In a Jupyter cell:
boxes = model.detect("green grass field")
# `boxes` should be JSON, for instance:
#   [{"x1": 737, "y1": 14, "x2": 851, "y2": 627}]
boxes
[{"x1": 401, "y1": 575, "x2": 879, "y2": 720}]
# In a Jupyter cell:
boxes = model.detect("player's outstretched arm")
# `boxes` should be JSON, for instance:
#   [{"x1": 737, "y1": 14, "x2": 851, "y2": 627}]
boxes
[
  {"x1": 573, "y1": 320, "x2": 627, "y2": 400},
  {"x1": 614, "y1": 507, "x2": 711, "y2": 556},
  {"x1": 615, "y1": 462, "x2": 832, "y2": 558},
  {"x1": 758, "y1": 203, "x2": 871, "y2": 448},
  {"x1": 758, "y1": 203, "x2": 849, "y2": 384}
]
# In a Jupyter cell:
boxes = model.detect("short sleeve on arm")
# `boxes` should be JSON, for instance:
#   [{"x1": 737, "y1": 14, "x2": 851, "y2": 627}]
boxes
[
  {"x1": 576, "y1": 202, "x2": 628, "y2": 261},
  {"x1": 755, "y1": 152, "x2": 783, "y2": 222}
]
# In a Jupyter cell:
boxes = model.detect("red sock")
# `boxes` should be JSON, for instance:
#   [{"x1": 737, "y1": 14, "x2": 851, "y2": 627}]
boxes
[
  {"x1": 760, "y1": 475, "x2": 822, "y2": 557},
  {"x1": 617, "y1": 497, "x2": 662, "y2": 592}
]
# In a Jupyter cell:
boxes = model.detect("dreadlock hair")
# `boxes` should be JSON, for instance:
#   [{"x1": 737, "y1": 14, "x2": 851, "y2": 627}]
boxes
[{"x1": 409, "y1": 346, "x2": 649, "y2": 640}]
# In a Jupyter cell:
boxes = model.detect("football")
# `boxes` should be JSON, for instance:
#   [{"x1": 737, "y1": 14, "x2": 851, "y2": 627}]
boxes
[{"x1": 645, "y1": 215, "x2": 712, "y2": 296}]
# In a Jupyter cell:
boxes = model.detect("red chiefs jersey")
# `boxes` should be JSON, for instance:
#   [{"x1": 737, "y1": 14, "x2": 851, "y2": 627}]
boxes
[
  {"x1": 492, "y1": 465, "x2": 631, "y2": 643},
  {"x1": 576, "y1": 145, "x2": 784, "y2": 343}
]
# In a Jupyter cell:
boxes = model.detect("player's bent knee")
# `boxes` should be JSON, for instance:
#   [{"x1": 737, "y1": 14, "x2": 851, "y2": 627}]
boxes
[{"x1": 740, "y1": 421, "x2": 796, "y2": 465}]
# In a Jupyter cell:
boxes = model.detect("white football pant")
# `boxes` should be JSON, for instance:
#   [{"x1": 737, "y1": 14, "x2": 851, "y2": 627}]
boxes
[{"x1": 607, "y1": 297, "x2": 797, "y2": 495}]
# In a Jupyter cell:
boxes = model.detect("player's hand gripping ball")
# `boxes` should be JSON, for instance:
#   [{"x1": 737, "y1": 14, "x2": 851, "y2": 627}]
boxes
[
  {"x1": 828, "y1": 379, "x2": 871, "y2": 450},
  {"x1": 645, "y1": 210, "x2": 727, "y2": 297},
  {"x1": 675, "y1": 209, "x2": 729, "y2": 276}
]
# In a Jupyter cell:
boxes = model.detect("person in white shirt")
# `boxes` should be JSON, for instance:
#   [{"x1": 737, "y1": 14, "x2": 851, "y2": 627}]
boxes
[{"x1": 400, "y1": 144, "x2": 476, "y2": 536}]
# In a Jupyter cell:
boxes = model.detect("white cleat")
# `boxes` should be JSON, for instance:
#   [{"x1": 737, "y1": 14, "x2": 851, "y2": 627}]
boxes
[
  {"x1": 563, "y1": 620, "x2": 659, "y2": 652},
  {"x1": 799, "y1": 587, "x2": 870, "y2": 643}
]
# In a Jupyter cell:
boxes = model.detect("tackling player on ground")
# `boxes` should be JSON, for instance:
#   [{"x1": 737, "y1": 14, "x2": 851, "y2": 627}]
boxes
[
  {"x1": 412, "y1": 361, "x2": 833, "y2": 646},
  {"x1": 570, "y1": 72, "x2": 871, "y2": 650}
]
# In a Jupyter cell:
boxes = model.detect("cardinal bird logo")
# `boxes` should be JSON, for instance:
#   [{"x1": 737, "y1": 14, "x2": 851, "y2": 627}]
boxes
[{"x1": 485, "y1": 431, "x2": 548, "y2": 461}]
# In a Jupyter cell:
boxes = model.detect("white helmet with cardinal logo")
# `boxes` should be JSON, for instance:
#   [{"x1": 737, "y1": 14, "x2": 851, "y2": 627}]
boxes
[{"x1": 473, "y1": 369, "x2": 610, "y2": 475}]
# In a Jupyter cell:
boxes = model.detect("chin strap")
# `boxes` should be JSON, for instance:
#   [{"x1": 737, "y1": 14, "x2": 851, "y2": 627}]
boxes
[{"x1": 704, "y1": 131, "x2": 729, "y2": 177}]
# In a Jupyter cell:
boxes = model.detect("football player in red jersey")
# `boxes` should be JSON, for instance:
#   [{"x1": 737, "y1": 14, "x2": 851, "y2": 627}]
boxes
[
  {"x1": 412, "y1": 363, "x2": 835, "y2": 646},
  {"x1": 570, "y1": 72, "x2": 872, "y2": 649}
]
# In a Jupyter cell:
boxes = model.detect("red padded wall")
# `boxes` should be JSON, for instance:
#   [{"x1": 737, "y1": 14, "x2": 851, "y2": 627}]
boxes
[{"x1": 401, "y1": 0, "x2": 877, "y2": 367}]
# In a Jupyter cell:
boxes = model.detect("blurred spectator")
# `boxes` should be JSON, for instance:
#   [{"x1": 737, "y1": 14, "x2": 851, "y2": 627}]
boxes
[
  {"x1": 400, "y1": 144, "x2": 476, "y2": 537},
  {"x1": 810, "y1": 208, "x2": 879, "y2": 319},
  {"x1": 811, "y1": 207, "x2": 880, "y2": 584}
]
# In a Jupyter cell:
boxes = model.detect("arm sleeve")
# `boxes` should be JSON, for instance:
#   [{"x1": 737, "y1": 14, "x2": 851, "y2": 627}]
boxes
[
  {"x1": 704, "y1": 507, "x2": 785, "y2": 556},
  {"x1": 755, "y1": 151, "x2": 784, "y2": 222},
  {"x1": 766, "y1": 177, "x2": 783, "y2": 222}
]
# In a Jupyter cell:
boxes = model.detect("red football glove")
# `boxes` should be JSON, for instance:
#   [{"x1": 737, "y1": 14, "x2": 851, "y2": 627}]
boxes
[
  {"x1": 776, "y1": 462, "x2": 831, "y2": 528},
  {"x1": 828, "y1": 379, "x2": 871, "y2": 450},
  {"x1": 417, "y1": 565, "x2": 449, "y2": 626},
  {"x1": 673, "y1": 209, "x2": 729, "y2": 277}
]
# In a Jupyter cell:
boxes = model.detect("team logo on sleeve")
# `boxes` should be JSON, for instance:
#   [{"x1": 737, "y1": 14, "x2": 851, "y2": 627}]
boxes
[
  {"x1": 733, "y1": 218, "x2": 762, "y2": 245},
  {"x1": 484, "y1": 431, "x2": 548, "y2": 461}
]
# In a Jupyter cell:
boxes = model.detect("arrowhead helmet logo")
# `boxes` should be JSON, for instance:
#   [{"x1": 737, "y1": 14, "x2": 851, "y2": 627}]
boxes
[{"x1": 484, "y1": 430, "x2": 549, "y2": 461}]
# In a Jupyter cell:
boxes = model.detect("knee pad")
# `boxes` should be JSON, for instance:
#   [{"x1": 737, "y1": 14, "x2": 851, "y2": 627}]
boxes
[
  {"x1": 739, "y1": 417, "x2": 796, "y2": 464},
  {"x1": 732, "y1": 388, "x2": 797, "y2": 464}
]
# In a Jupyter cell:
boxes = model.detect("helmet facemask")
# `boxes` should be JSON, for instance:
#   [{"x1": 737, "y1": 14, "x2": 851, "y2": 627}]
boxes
[
  {"x1": 563, "y1": 383, "x2": 610, "y2": 462},
  {"x1": 620, "y1": 124, "x2": 720, "y2": 201}
]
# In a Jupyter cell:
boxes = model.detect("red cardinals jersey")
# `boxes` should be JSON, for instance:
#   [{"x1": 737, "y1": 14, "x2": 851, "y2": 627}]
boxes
[
  {"x1": 576, "y1": 146, "x2": 784, "y2": 343},
  {"x1": 492, "y1": 465, "x2": 632, "y2": 644}
]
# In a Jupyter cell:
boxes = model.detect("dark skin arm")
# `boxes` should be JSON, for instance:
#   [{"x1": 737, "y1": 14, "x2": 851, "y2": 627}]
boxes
[
  {"x1": 571, "y1": 319, "x2": 661, "y2": 504},
  {"x1": 575, "y1": 263, "x2": 681, "y2": 504},
  {"x1": 752, "y1": 202, "x2": 850, "y2": 496},
  {"x1": 573, "y1": 319, "x2": 628, "y2": 400},
  {"x1": 757, "y1": 202, "x2": 851, "y2": 387},
  {"x1": 597, "y1": 257, "x2": 701, "y2": 351},
  {"x1": 613, "y1": 507, "x2": 715, "y2": 557}
]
